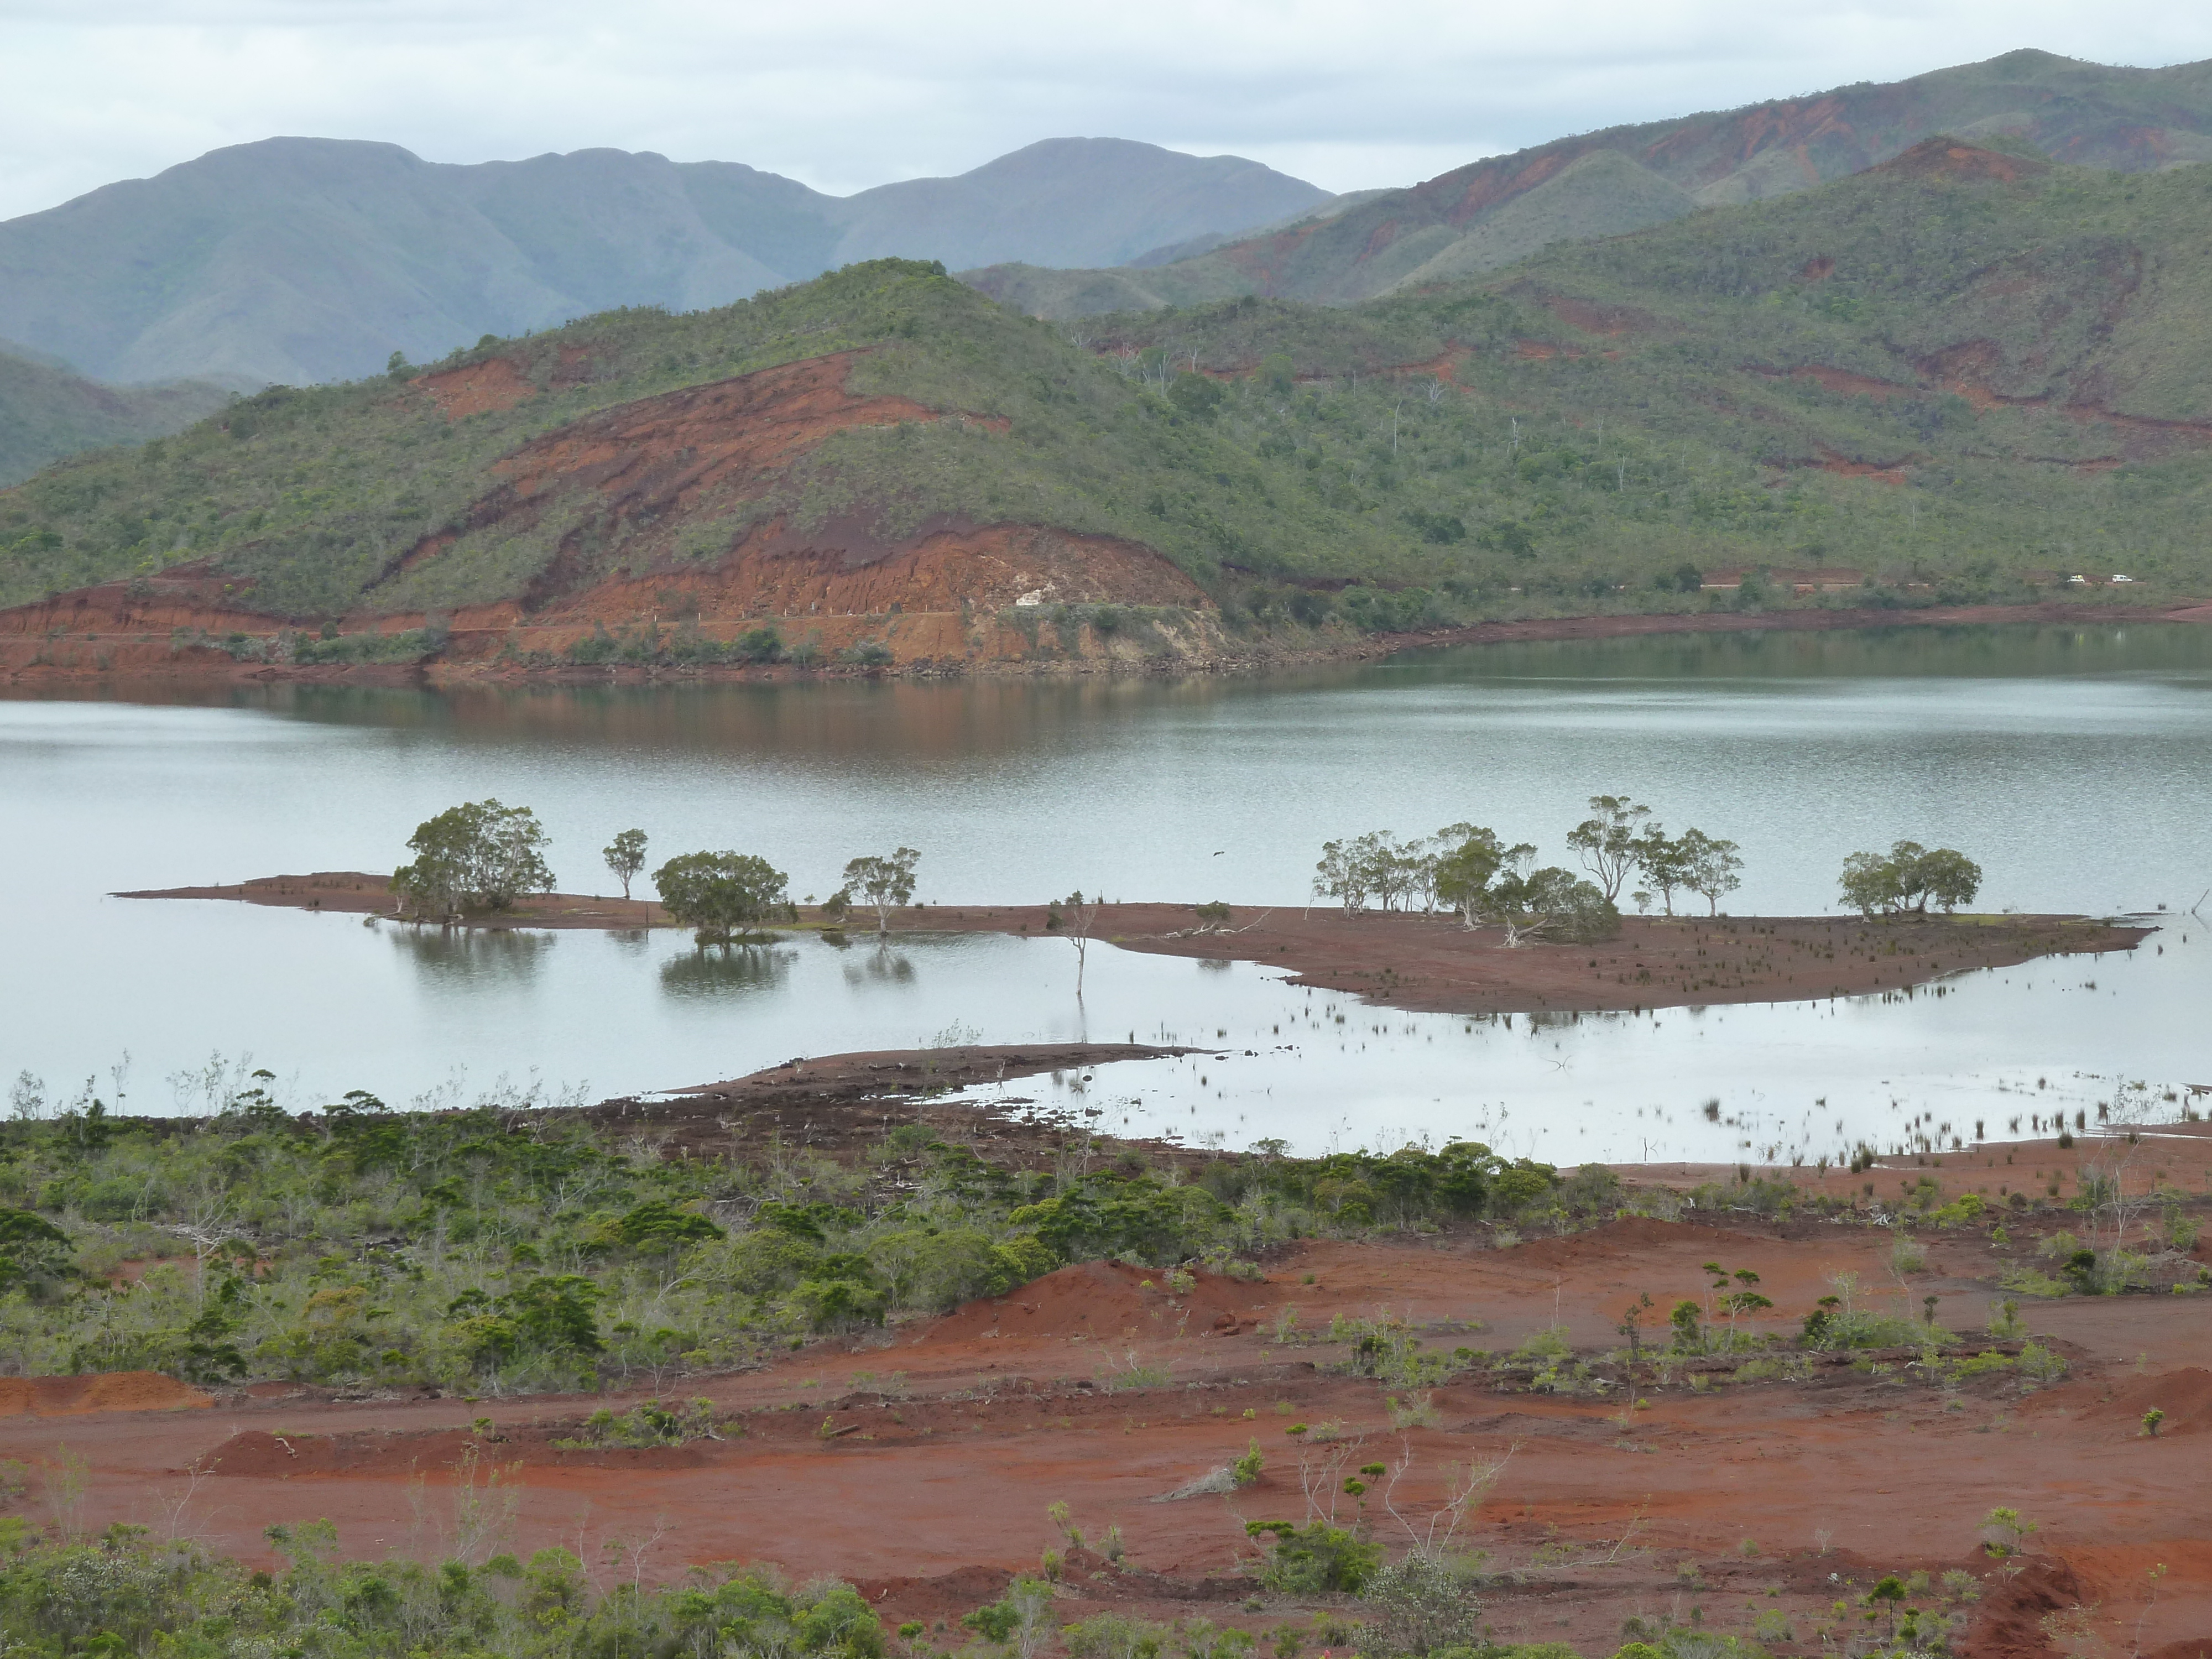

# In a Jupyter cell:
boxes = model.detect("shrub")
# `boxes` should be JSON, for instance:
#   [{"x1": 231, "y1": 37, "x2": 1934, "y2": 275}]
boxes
[
  {"x1": 788, "y1": 1260, "x2": 889, "y2": 1331},
  {"x1": 1243, "y1": 1520, "x2": 1381, "y2": 1594},
  {"x1": 1230, "y1": 1438, "x2": 1264, "y2": 1486},
  {"x1": 605, "y1": 1199, "x2": 724, "y2": 1254},
  {"x1": 838, "y1": 639, "x2": 894, "y2": 669},
  {"x1": 1065, "y1": 1615, "x2": 1165, "y2": 1659},
  {"x1": 554, "y1": 1397, "x2": 720, "y2": 1449},
  {"x1": 1360, "y1": 1554, "x2": 1484, "y2": 1656}
]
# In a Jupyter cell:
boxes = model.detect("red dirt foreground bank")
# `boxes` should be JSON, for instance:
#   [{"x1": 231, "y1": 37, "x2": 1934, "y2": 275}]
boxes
[
  {"x1": 6, "y1": 1196, "x2": 2211, "y2": 1657},
  {"x1": 121, "y1": 876, "x2": 2148, "y2": 1016}
]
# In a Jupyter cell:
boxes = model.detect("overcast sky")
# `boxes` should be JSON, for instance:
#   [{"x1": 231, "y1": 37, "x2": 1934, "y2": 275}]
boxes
[{"x1": 4, "y1": 1, "x2": 2210, "y2": 221}]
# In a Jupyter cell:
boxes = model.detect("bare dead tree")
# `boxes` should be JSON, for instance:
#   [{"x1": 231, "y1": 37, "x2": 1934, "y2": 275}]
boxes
[
  {"x1": 1057, "y1": 890, "x2": 1103, "y2": 998},
  {"x1": 164, "y1": 1180, "x2": 248, "y2": 1308},
  {"x1": 152, "y1": 1457, "x2": 222, "y2": 1543},
  {"x1": 1293, "y1": 1434, "x2": 1364, "y2": 1523},
  {"x1": 1380, "y1": 1438, "x2": 1515, "y2": 1560}
]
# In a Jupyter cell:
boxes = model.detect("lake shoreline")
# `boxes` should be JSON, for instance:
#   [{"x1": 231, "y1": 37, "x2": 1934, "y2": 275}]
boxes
[
  {"x1": 119, "y1": 874, "x2": 2151, "y2": 1016},
  {"x1": 12, "y1": 594, "x2": 2206, "y2": 686}
]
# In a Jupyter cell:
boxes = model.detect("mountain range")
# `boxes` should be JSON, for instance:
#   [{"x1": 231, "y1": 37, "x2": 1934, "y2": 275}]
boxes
[
  {"x1": 0, "y1": 137, "x2": 1329, "y2": 390},
  {"x1": 969, "y1": 48, "x2": 2212, "y2": 314},
  {"x1": 6, "y1": 128, "x2": 2210, "y2": 682},
  {"x1": 5, "y1": 47, "x2": 2207, "y2": 471}
]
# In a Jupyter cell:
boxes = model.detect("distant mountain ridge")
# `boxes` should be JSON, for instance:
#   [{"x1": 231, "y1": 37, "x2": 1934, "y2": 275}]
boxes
[
  {"x1": 0, "y1": 349, "x2": 229, "y2": 487},
  {"x1": 0, "y1": 137, "x2": 1328, "y2": 388},
  {"x1": 967, "y1": 48, "x2": 2212, "y2": 315}
]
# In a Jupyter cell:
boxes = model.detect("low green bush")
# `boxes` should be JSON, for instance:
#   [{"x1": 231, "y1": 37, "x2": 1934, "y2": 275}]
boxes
[{"x1": 1243, "y1": 1520, "x2": 1381, "y2": 1594}]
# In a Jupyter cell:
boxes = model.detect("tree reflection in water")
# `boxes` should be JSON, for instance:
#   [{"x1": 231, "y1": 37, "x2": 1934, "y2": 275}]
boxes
[
  {"x1": 658, "y1": 942, "x2": 796, "y2": 997},
  {"x1": 844, "y1": 942, "x2": 916, "y2": 986},
  {"x1": 387, "y1": 922, "x2": 554, "y2": 984}
]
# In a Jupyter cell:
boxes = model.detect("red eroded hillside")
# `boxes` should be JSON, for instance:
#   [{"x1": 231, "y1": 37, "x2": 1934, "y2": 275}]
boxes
[{"x1": 0, "y1": 347, "x2": 1229, "y2": 682}]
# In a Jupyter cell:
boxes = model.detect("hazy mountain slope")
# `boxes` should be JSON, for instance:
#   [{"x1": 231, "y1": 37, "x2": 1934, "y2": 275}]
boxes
[
  {"x1": 825, "y1": 138, "x2": 1328, "y2": 270},
  {"x1": 1127, "y1": 190, "x2": 1399, "y2": 269},
  {"x1": 7, "y1": 149, "x2": 2209, "y2": 672},
  {"x1": 0, "y1": 139, "x2": 1327, "y2": 389},
  {"x1": 455, "y1": 149, "x2": 794, "y2": 316},
  {"x1": 968, "y1": 48, "x2": 2212, "y2": 316},
  {"x1": 0, "y1": 349, "x2": 230, "y2": 487},
  {"x1": 0, "y1": 140, "x2": 585, "y2": 390}
]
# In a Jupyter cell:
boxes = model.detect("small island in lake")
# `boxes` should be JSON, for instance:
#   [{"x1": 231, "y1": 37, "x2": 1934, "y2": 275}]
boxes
[{"x1": 119, "y1": 872, "x2": 2148, "y2": 1018}]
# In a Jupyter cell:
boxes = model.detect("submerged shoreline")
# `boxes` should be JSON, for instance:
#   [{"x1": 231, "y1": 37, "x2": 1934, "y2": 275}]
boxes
[{"x1": 119, "y1": 874, "x2": 2150, "y2": 1017}]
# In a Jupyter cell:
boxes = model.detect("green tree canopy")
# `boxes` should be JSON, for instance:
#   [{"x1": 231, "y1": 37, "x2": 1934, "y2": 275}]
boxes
[
  {"x1": 1678, "y1": 828, "x2": 1745, "y2": 916},
  {"x1": 1839, "y1": 840, "x2": 1982, "y2": 917},
  {"x1": 1564, "y1": 795, "x2": 1652, "y2": 902},
  {"x1": 603, "y1": 828, "x2": 648, "y2": 901},
  {"x1": 0, "y1": 1208, "x2": 72, "y2": 1292},
  {"x1": 839, "y1": 846, "x2": 920, "y2": 935},
  {"x1": 1484, "y1": 863, "x2": 1620, "y2": 946},
  {"x1": 653, "y1": 851, "x2": 794, "y2": 945},
  {"x1": 1433, "y1": 823, "x2": 1531, "y2": 929},
  {"x1": 390, "y1": 799, "x2": 554, "y2": 921}
]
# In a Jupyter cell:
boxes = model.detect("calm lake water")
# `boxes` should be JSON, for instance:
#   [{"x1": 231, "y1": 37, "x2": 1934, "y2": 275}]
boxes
[{"x1": 3, "y1": 623, "x2": 2208, "y2": 1161}]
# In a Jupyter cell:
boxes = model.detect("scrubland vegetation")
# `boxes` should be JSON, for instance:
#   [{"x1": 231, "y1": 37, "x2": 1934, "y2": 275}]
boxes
[
  {"x1": 0, "y1": 1056, "x2": 2201, "y2": 1658},
  {"x1": 0, "y1": 1070, "x2": 1572, "y2": 1395}
]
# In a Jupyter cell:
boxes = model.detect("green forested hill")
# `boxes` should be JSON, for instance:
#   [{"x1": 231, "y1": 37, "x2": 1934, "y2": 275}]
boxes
[
  {"x1": 0, "y1": 262, "x2": 1421, "y2": 618},
  {"x1": 4, "y1": 144, "x2": 2210, "y2": 633},
  {"x1": 1065, "y1": 140, "x2": 2212, "y2": 606}
]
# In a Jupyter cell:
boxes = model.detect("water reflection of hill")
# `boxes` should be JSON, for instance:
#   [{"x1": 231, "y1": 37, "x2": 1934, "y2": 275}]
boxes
[
  {"x1": 256, "y1": 675, "x2": 1260, "y2": 767},
  {"x1": 198, "y1": 620, "x2": 2212, "y2": 764}
]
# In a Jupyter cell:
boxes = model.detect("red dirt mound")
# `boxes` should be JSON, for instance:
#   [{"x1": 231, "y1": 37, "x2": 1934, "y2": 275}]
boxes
[
  {"x1": 0, "y1": 1371, "x2": 210, "y2": 1416},
  {"x1": 2093, "y1": 1366, "x2": 2212, "y2": 1438},
  {"x1": 486, "y1": 519, "x2": 1209, "y2": 634},
  {"x1": 917, "y1": 1260, "x2": 1262, "y2": 1347},
  {"x1": 1545, "y1": 296, "x2": 1660, "y2": 337},
  {"x1": 1962, "y1": 1556, "x2": 2085, "y2": 1659}
]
